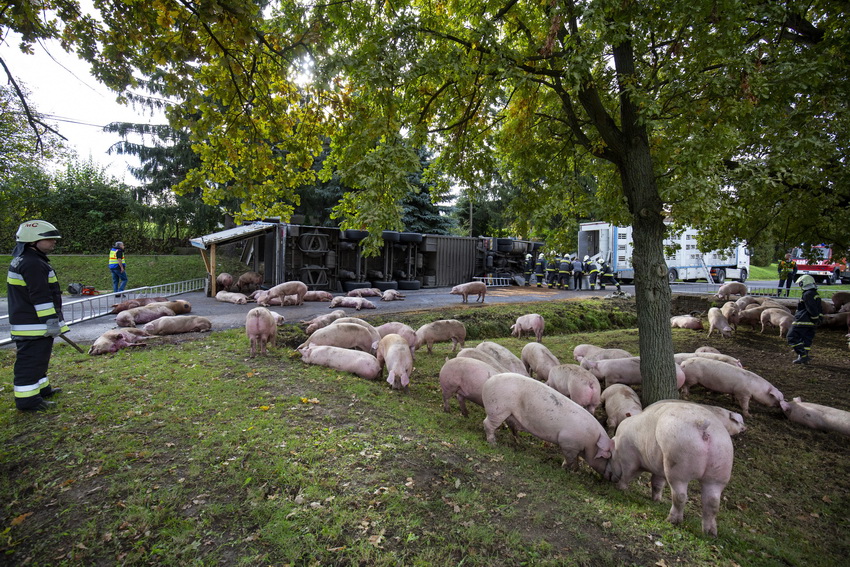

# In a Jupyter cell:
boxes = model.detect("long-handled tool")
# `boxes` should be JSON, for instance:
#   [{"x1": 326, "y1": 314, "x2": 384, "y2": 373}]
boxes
[{"x1": 59, "y1": 333, "x2": 85, "y2": 354}]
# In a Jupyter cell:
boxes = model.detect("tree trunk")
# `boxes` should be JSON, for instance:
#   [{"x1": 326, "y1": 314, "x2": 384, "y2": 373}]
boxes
[{"x1": 619, "y1": 147, "x2": 679, "y2": 405}]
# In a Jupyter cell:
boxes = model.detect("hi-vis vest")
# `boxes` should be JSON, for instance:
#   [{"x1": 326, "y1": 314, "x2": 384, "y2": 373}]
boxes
[
  {"x1": 7, "y1": 247, "x2": 70, "y2": 337},
  {"x1": 109, "y1": 247, "x2": 125, "y2": 267}
]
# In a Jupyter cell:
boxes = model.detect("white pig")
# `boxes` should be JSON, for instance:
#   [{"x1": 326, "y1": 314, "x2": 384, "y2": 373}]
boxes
[
  {"x1": 651, "y1": 399, "x2": 747, "y2": 436},
  {"x1": 450, "y1": 281, "x2": 487, "y2": 303},
  {"x1": 330, "y1": 317, "x2": 381, "y2": 350},
  {"x1": 582, "y1": 348, "x2": 633, "y2": 362},
  {"x1": 780, "y1": 397, "x2": 850, "y2": 437},
  {"x1": 713, "y1": 281, "x2": 747, "y2": 300},
  {"x1": 581, "y1": 357, "x2": 686, "y2": 390},
  {"x1": 760, "y1": 308, "x2": 794, "y2": 337},
  {"x1": 706, "y1": 307, "x2": 733, "y2": 338},
  {"x1": 380, "y1": 289, "x2": 406, "y2": 301},
  {"x1": 414, "y1": 319, "x2": 466, "y2": 354},
  {"x1": 510, "y1": 313, "x2": 545, "y2": 342},
  {"x1": 670, "y1": 315, "x2": 704, "y2": 330},
  {"x1": 599, "y1": 384, "x2": 643, "y2": 431},
  {"x1": 261, "y1": 280, "x2": 308, "y2": 306},
  {"x1": 456, "y1": 348, "x2": 513, "y2": 374},
  {"x1": 215, "y1": 290, "x2": 249, "y2": 304},
  {"x1": 245, "y1": 307, "x2": 277, "y2": 357},
  {"x1": 116, "y1": 304, "x2": 175, "y2": 327},
  {"x1": 300, "y1": 345, "x2": 382, "y2": 380},
  {"x1": 376, "y1": 333, "x2": 415, "y2": 391},
  {"x1": 674, "y1": 352, "x2": 743, "y2": 368},
  {"x1": 546, "y1": 364, "x2": 601, "y2": 414},
  {"x1": 474, "y1": 342, "x2": 528, "y2": 376},
  {"x1": 679, "y1": 357, "x2": 784, "y2": 417},
  {"x1": 482, "y1": 373, "x2": 614, "y2": 475},
  {"x1": 520, "y1": 342, "x2": 560, "y2": 381},
  {"x1": 604, "y1": 401, "x2": 734, "y2": 537},
  {"x1": 88, "y1": 329, "x2": 148, "y2": 355},
  {"x1": 439, "y1": 357, "x2": 499, "y2": 416},
  {"x1": 328, "y1": 296, "x2": 376, "y2": 310},
  {"x1": 376, "y1": 322, "x2": 417, "y2": 355},
  {"x1": 143, "y1": 315, "x2": 212, "y2": 335},
  {"x1": 297, "y1": 322, "x2": 377, "y2": 354},
  {"x1": 572, "y1": 344, "x2": 603, "y2": 363},
  {"x1": 304, "y1": 290, "x2": 334, "y2": 302}
]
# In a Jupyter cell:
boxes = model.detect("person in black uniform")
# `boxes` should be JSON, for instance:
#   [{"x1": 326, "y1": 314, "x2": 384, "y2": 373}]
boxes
[
  {"x1": 558, "y1": 255, "x2": 573, "y2": 290},
  {"x1": 534, "y1": 253, "x2": 546, "y2": 288},
  {"x1": 546, "y1": 254, "x2": 559, "y2": 288},
  {"x1": 587, "y1": 256, "x2": 600, "y2": 290},
  {"x1": 786, "y1": 275, "x2": 822, "y2": 365},
  {"x1": 598, "y1": 260, "x2": 622, "y2": 292},
  {"x1": 523, "y1": 254, "x2": 533, "y2": 286},
  {"x1": 6, "y1": 220, "x2": 69, "y2": 411}
]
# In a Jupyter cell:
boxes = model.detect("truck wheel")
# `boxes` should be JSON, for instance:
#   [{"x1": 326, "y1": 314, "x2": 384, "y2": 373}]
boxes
[
  {"x1": 737, "y1": 269, "x2": 748, "y2": 283},
  {"x1": 826, "y1": 271, "x2": 838, "y2": 285},
  {"x1": 667, "y1": 269, "x2": 678, "y2": 284},
  {"x1": 397, "y1": 280, "x2": 421, "y2": 290},
  {"x1": 714, "y1": 269, "x2": 726, "y2": 284}
]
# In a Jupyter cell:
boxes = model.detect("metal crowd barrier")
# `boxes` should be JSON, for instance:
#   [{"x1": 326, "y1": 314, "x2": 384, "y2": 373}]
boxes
[{"x1": 0, "y1": 278, "x2": 205, "y2": 347}]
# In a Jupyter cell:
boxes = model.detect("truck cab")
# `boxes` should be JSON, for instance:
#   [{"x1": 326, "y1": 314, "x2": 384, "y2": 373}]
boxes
[{"x1": 790, "y1": 245, "x2": 848, "y2": 285}]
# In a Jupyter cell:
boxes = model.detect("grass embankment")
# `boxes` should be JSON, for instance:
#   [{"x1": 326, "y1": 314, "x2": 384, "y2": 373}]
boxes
[
  {"x1": 1, "y1": 299, "x2": 848, "y2": 566},
  {"x1": 0, "y1": 255, "x2": 247, "y2": 297}
]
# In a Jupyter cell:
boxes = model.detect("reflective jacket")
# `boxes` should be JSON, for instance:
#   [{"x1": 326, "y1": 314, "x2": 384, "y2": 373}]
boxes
[
  {"x1": 109, "y1": 247, "x2": 125, "y2": 268},
  {"x1": 559, "y1": 258, "x2": 572, "y2": 273},
  {"x1": 7, "y1": 245, "x2": 70, "y2": 338},
  {"x1": 792, "y1": 288, "x2": 822, "y2": 327}
]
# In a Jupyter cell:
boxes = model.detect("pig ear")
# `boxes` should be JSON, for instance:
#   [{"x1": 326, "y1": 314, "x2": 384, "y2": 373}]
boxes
[
  {"x1": 386, "y1": 371, "x2": 396, "y2": 387},
  {"x1": 595, "y1": 434, "x2": 614, "y2": 459}
]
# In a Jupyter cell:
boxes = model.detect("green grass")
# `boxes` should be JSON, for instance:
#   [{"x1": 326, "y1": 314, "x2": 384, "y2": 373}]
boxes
[{"x1": 2, "y1": 300, "x2": 848, "y2": 565}]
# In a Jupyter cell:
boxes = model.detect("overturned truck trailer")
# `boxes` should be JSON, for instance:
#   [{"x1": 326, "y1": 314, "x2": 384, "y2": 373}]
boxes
[{"x1": 190, "y1": 222, "x2": 543, "y2": 295}]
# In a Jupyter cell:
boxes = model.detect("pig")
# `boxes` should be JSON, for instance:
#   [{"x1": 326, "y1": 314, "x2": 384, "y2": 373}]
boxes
[
  {"x1": 235, "y1": 271, "x2": 264, "y2": 293},
  {"x1": 303, "y1": 310, "x2": 346, "y2": 334},
  {"x1": 346, "y1": 287, "x2": 384, "y2": 298},
  {"x1": 822, "y1": 312, "x2": 850, "y2": 332},
  {"x1": 582, "y1": 348, "x2": 633, "y2": 362},
  {"x1": 216, "y1": 272, "x2": 234, "y2": 292},
  {"x1": 482, "y1": 373, "x2": 614, "y2": 475},
  {"x1": 695, "y1": 346, "x2": 721, "y2": 354},
  {"x1": 474, "y1": 342, "x2": 528, "y2": 376},
  {"x1": 734, "y1": 295, "x2": 760, "y2": 310},
  {"x1": 670, "y1": 315, "x2": 703, "y2": 330},
  {"x1": 719, "y1": 302, "x2": 740, "y2": 329},
  {"x1": 116, "y1": 304, "x2": 176, "y2": 327},
  {"x1": 450, "y1": 281, "x2": 486, "y2": 303},
  {"x1": 546, "y1": 364, "x2": 601, "y2": 414},
  {"x1": 674, "y1": 352, "x2": 743, "y2": 368},
  {"x1": 143, "y1": 315, "x2": 212, "y2": 335},
  {"x1": 760, "y1": 307, "x2": 794, "y2": 337},
  {"x1": 245, "y1": 307, "x2": 278, "y2": 357},
  {"x1": 414, "y1": 319, "x2": 466, "y2": 354},
  {"x1": 651, "y1": 400, "x2": 747, "y2": 437},
  {"x1": 328, "y1": 296, "x2": 376, "y2": 310},
  {"x1": 832, "y1": 291, "x2": 850, "y2": 311},
  {"x1": 736, "y1": 305, "x2": 774, "y2": 330},
  {"x1": 510, "y1": 313, "x2": 545, "y2": 342},
  {"x1": 298, "y1": 322, "x2": 378, "y2": 354},
  {"x1": 713, "y1": 281, "x2": 747, "y2": 300},
  {"x1": 456, "y1": 348, "x2": 512, "y2": 374},
  {"x1": 376, "y1": 322, "x2": 417, "y2": 354},
  {"x1": 679, "y1": 357, "x2": 784, "y2": 417},
  {"x1": 270, "y1": 311, "x2": 285, "y2": 326},
  {"x1": 304, "y1": 290, "x2": 333, "y2": 302},
  {"x1": 439, "y1": 357, "x2": 499, "y2": 416},
  {"x1": 88, "y1": 329, "x2": 148, "y2": 355},
  {"x1": 706, "y1": 307, "x2": 733, "y2": 338},
  {"x1": 599, "y1": 384, "x2": 643, "y2": 431},
  {"x1": 380, "y1": 289, "x2": 406, "y2": 301},
  {"x1": 376, "y1": 334, "x2": 414, "y2": 391},
  {"x1": 110, "y1": 296, "x2": 168, "y2": 314},
  {"x1": 141, "y1": 300, "x2": 191, "y2": 315},
  {"x1": 215, "y1": 290, "x2": 249, "y2": 304},
  {"x1": 520, "y1": 342, "x2": 560, "y2": 381},
  {"x1": 780, "y1": 397, "x2": 850, "y2": 437},
  {"x1": 299, "y1": 345, "x2": 382, "y2": 380},
  {"x1": 582, "y1": 357, "x2": 686, "y2": 390},
  {"x1": 262, "y1": 280, "x2": 308, "y2": 307},
  {"x1": 573, "y1": 344, "x2": 603, "y2": 362},
  {"x1": 604, "y1": 401, "x2": 734, "y2": 537},
  {"x1": 330, "y1": 317, "x2": 381, "y2": 350}
]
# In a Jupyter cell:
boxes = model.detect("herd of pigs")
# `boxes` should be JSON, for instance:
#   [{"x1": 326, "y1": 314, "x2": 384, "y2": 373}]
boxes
[{"x1": 88, "y1": 274, "x2": 849, "y2": 537}]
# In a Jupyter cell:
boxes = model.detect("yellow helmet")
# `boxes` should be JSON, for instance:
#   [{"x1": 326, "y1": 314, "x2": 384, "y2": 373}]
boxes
[
  {"x1": 796, "y1": 275, "x2": 817, "y2": 290},
  {"x1": 16, "y1": 220, "x2": 61, "y2": 242}
]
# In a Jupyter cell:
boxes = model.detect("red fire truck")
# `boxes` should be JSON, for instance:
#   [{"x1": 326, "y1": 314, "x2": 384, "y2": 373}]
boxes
[{"x1": 790, "y1": 245, "x2": 849, "y2": 285}]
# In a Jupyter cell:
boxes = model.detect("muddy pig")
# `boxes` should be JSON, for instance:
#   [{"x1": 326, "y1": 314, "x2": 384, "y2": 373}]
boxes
[
  {"x1": 236, "y1": 271, "x2": 264, "y2": 293},
  {"x1": 439, "y1": 357, "x2": 500, "y2": 416},
  {"x1": 450, "y1": 281, "x2": 487, "y2": 303},
  {"x1": 216, "y1": 272, "x2": 234, "y2": 292},
  {"x1": 680, "y1": 357, "x2": 784, "y2": 417},
  {"x1": 88, "y1": 329, "x2": 148, "y2": 355},
  {"x1": 546, "y1": 364, "x2": 601, "y2": 414},
  {"x1": 300, "y1": 345, "x2": 382, "y2": 380},
  {"x1": 780, "y1": 397, "x2": 850, "y2": 437},
  {"x1": 482, "y1": 373, "x2": 614, "y2": 475},
  {"x1": 144, "y1": 315, "x2": 212, "y2": 335},
  {"x1": 604, "y1": 401, "x2": 734, "y2": 537},
  {"x1": 414, "y1": 319, "x2": 466, "y2": 354},
  {"x1": 245, "y1": 307, "x2": 278, "y2": 357},
  {"x1": 510, "y1": 313, "x2": 545, "y2": 342},
  {"x1": 520, "y1": 342, "x2": 560, "y2": 380}
]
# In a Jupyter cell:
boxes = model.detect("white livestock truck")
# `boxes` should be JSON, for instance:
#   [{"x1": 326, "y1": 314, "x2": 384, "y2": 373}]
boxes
[{"x1": 578, "y1": 221, "x2": 750, "y2": 284}]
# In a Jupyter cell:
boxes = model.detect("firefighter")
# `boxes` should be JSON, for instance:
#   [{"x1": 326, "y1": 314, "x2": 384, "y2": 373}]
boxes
[
  {"x1": 598, "y1": 259, "x2": 622, "y2": 292},
  {"x1": 786, "y1": 275, "x2": 822, "y2": 365},
  {"x1": 523, "y1": 253, "x2": 533, "y2": 286},
  {"x1": 7, "y1": 220, "x2": 69, "y2": 412},
  {"x1": 534, "y1": 253, "x2": 546, "y2": 287},
  {"x1": 558, "y1": 255, "x2": 573, "y2": 290},
  {"x1": 585, "y1": 255, "x2": 600, "y2": 290},
  {"x1": 546, "y1": 253, "x2": 559, "y2": 288},
  {"x1": 571, "y1": 255, "x2": 585, "y2": 290}
]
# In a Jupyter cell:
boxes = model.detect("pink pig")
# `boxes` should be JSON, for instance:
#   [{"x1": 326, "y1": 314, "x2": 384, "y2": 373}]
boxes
[
  {"x1": 245, "y1": 307, "x2": 278, "y2": 357},
  {"x1": 300, "y1": 345, "x2": 381, "y2": 380},
  {"x1": 604, "y1": 400, "x2": 734, "y2": 537},
  {"x1": 780, "y1": 397, "x2": 850, "y2": 437},
  {"x1": 546, "y1": 364, "x2": 601, "y2": 414},
  {"x1": 679, "y1": 357, "x2": 784, "y2": 417},
  {"x1": 706, "y1": 307, "x2": 733, "y2": 338},
  {"x1": 510, "y1": 313, "x2": 545, "y2": 342},
  {"x1": 670, "y1": 315, "x2": 703, "y2": 330},
  {"x1": 376, "y1": 334, "x2": 414, "y2": 391},
  {"x1": 262, "y1": 280, "x2": 308, "y2": 306},
  {"x1": 414, "y1": 319, "x2": 466, "y2": 354},
  {"x1": 474, "y1": 342, "x2": 528, "y2": 376},
  {"x1": 599, "y1": 384, "x2": 643, "y2": 431},
  {"x1": 450, "y1": 281, "x2": 487, "y2": 303},
  {"x1": 713, "y1": 281, "x2": 747, "y2": 300},
  {"x1": 581, "y1": 357, "x2": 685, "y2": 390},
  {"x1": 439, "y1": 357, "x2": 499, "y2": 416},
  {"x1": 520, "y1": 342, "x2": 560, "y2": 381}
]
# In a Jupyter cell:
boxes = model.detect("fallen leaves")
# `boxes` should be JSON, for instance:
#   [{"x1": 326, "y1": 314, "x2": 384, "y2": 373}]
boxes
[{"x1": 11, "y1": 512, "x2": 32, "y2": 526}]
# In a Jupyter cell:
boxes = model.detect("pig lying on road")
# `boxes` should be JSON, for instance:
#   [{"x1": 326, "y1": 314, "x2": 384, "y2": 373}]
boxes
[
  {"x1": 604, "y1": 400, "x2": 734, "y2": 537},
  {"x1": 450, "y1": 281, "x2": 486, "y2": 303},
  {"x1": 328, "y1": 296, "x2": 376, "y2": 311},
  {"x1": 304, "y1": 290, "x2": 333, "y2": 302},
  {"x1": 482, "y1": 373, "x2": 614, "y2": 475},
  {"x1": 116, "y1": 304, "x2": 175, "y2": 327},
  {"x1": 110, "y1": 296, "x2": 167, "y2": 314},
  {"x1": 215, "y1": 291, "x2": 249, "y2": 304},
  {"x1": 510, "y1": 313, "x2": 545, "y2": 342},
  {"x1": 380, "y1": 289, "x2": 405, "y2": 301}
]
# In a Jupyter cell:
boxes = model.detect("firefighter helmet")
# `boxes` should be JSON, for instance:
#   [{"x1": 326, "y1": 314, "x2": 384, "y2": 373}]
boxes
[
  {"x1": 538, "y1": 253, "x2": 544, "y2": 260},
  {"x1": 15, "y1": 220, "x2": 61, "y2": 242},
  {"x1": 526, "y1": 253, "x2": 532, "y2": 260},
  {"x1": 796, "y1": 275, "x2": 817, "y2": 290}
]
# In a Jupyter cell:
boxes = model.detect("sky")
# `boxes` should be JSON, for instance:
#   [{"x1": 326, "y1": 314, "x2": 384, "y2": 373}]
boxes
[{"x1": 0, "y1": 33, "x2": 165, "y2": 185}]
